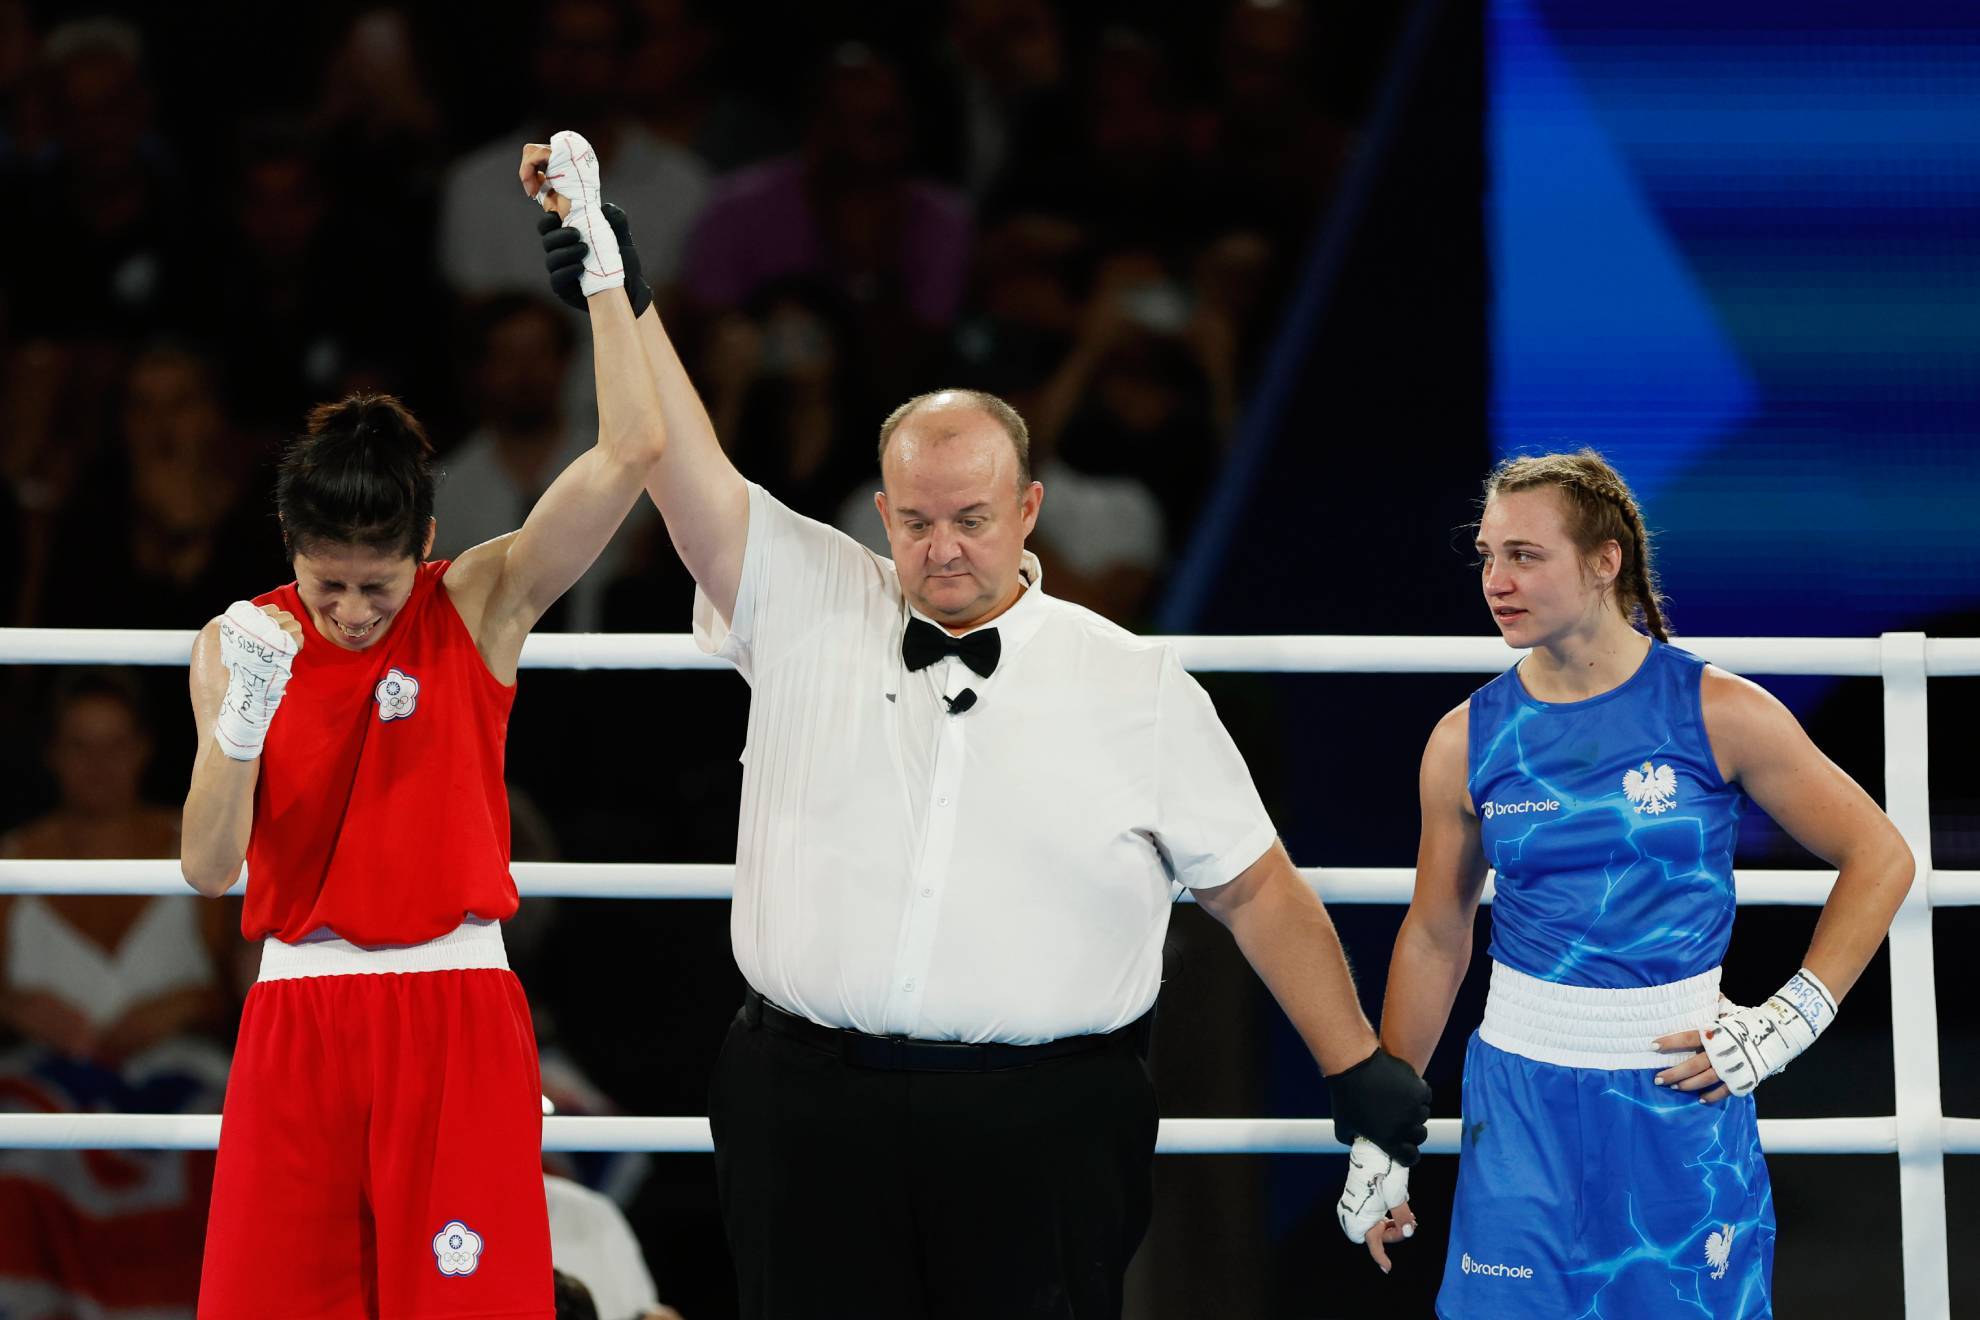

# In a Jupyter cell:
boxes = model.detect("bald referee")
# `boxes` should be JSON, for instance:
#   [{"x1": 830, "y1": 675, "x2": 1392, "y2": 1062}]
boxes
[{"x1": 525, "y1": 187, "x2": 1431, "y2": 1320}]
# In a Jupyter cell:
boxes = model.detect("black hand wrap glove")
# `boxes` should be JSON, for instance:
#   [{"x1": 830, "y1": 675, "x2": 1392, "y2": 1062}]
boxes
[
  {"x1": 539, "y1": 202, "x2": 653, "y2": 318},
  {"x1": 1327, "y1": 1046, "x2": 1431, "y2": 1167}
]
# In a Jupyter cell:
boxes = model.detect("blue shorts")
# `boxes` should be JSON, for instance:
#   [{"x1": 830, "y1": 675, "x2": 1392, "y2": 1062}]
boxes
[{"x1": 1437, "y1": 1033, "x2": 1775, "y2": 1319}]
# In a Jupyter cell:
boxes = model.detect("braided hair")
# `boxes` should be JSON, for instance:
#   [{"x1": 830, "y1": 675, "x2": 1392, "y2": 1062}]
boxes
[{"x1": 1484, "y1": 449, "x2": 1670, "y2": 641}]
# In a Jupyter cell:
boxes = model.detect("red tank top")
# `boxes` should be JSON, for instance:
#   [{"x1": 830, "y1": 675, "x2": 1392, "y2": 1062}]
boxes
[{"x1": 245, "y1": 561, "x2": 519, "y2": 944}]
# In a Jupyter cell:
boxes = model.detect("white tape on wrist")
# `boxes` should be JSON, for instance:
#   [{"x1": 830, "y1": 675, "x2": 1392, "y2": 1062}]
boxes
[
  {"x1": 214, "y1": 601, "x2": 297, "y2": 761},
  {"x1": 1703, "y1": 967, "x2": 1838, "y2": 1097},
  {"x1": 1337, "y1": 1136, "x2": 1410, "y2": 1243},
  {"x1": 544, "y1": 129, "x2": 623, "y2": 298}
]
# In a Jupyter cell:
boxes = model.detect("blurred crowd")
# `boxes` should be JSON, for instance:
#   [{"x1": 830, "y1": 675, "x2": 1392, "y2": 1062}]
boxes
[
  {"x1": 0, "y1": 1, "x2": 1371, "y2": 1314},
  {"x1": 0, "y1": 0, "x2": 1355, "y2": 638}
]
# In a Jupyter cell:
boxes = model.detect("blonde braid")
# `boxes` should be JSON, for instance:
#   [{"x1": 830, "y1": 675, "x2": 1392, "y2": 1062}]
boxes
[
  {"x1": 1579, "y1": 471, "x2": 1670, "y2": 641},
  {"x1": 1485, "y1": 449, "x2": 1670, "y2": 639}
]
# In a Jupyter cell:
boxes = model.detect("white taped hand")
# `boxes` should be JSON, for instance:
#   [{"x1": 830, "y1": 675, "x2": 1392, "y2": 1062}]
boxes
[
  {"x1": 1338, "y1": 1136, "x2": 1411, "y2": 1244},
  {"x1": 1703, "y1": 968, "x2": 1838, "y2": 1098},
  {"x1": 543, "y1": 130, "x2": 623, "y2": 299},
  {"x1": 214, "y1": 601, "x2": 298, "y2": 761}
]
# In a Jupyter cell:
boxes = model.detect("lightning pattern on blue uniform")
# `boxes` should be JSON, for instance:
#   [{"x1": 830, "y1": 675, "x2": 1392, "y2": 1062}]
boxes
[
  {"x1": 1438, "y1": 1042, "x2": 1777, "y2": 1317},
  {"x1": 1438, "y1": 643, "x2": 1775, "y2": 1318},
  {"x1": 1468, "y1": 642, "x2": 1742, "y2": 988}
]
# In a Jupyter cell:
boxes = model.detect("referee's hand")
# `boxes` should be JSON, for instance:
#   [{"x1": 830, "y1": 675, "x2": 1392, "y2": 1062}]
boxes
[{"x1": 1326, "y1": 1046, "x2": 1432, "y2": 1166}]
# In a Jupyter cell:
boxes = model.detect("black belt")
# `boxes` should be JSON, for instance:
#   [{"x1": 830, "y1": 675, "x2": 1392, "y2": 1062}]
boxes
[{"x1": 740, "y1": 989, "x2": 1148, "y2": 1073}]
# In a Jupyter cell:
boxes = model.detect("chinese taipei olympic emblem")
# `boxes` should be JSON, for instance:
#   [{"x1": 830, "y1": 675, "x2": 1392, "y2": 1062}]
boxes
[
  {"x1": 375, "y1": 667, "x2": 419, "y2": 721},
  {"x1": 433, "y1": 1220, "x2": 483, "y2": 1276}
]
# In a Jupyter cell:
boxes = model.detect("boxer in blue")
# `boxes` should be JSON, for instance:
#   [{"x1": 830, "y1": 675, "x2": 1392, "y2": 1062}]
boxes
[{"x1": 1337, "y1": 450, "x2": 1914, "y2": 1318}]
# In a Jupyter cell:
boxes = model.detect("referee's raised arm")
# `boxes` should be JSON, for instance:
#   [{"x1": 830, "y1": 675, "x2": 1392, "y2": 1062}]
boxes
[
  {"x1": 628, "y1": 295, "x2": 750, "y2": 622},
  {"x1": 517, "y1": 165, "x2": 751, "y2": 620}
]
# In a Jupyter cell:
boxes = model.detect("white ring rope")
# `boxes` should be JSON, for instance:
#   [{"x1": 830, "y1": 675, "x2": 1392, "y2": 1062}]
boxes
[
  {"x1": 12, "y1": 860, "x2": 1973, "y2": 905},
  {"x1": 1, "y1": 1113, "x2": 1964, "y2": 1155},
  {"x1": 6, "y1": 628, "x2": 1980, "y2": 675},
  {"x1": 0, "y1": 628, "x2": 1967, "y2": 1314}
]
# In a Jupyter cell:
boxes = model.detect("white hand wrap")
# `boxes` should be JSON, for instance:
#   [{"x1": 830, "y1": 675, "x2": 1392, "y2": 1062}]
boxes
[
  {"x1": 214, "y1": 601, "x2": 298, "y2": 761},
  {"x1": 543, "y1": 129, "x2": 623, "y2": 298},
  {"x1": 1703, "y1": 967, "x2": 1838, "y2": 1097},
  {"x1": 1337, "y1": 1136, "x2": 1411, "y2": 1244}
]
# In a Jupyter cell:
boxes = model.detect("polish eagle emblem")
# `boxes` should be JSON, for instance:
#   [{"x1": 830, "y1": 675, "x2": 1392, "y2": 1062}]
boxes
[
  {"x1": 1705, "y1": 1222, "x2": 1736, "y2": 1279},
  {"x1": 1623, "y1": 760, "x2": 1678, "y2": 815}
]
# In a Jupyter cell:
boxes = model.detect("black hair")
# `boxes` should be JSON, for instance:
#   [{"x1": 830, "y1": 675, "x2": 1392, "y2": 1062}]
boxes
[
  {"x1": 276, "y1": 392, "x2": 435, "y2": 560},
  {"x1": 551, "y1": 1269, "x2": 599, "y2": 1320}
]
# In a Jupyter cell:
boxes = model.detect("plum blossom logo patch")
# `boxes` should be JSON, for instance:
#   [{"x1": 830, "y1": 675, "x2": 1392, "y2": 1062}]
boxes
[
  {"x1": 433, "y1": 1220, "x2": 483, "y2": 1276},
  {"x1": 375, "y1": 668, "x2": 419, "y2": 722}
]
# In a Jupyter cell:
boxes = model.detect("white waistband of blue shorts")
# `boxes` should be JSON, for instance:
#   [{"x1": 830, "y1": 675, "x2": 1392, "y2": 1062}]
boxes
[
  {"x1": 1478, "y1": 961, "x2": 1722, "y2": 1070},
  {"x1": 258, "y1": 917, "x2": 508, "y2": 981}
]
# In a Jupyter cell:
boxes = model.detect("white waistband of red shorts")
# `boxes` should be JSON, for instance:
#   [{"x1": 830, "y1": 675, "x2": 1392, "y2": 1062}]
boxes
[
  {"x1": 1478, "y1": 960, "x2": 1722, "y2": 1070},
  {"x1": 258, "y1": 917, "x2": 509, "y2": 981}
]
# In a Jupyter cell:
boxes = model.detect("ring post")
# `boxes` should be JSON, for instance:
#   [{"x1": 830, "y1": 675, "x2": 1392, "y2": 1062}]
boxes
[{"x1": 1880, "y1": 633, "x2": 1948, "y2": 1317}]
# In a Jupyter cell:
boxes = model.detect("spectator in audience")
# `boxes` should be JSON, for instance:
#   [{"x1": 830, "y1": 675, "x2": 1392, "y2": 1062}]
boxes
[
  {"x1": 0, "y1": 669, "x2": 239, "y2": 1319},
  {"x1": 2, "y1": 343, "x2": 90, "y2": 627},
  {"x1": 37, "y1": 345, "x2": 279, "y2": 632},
  {"x1": 311, "y1": 9, "x2": 447, "y2": 257},
  {"x1": 1195, "y1": 0, "x2": 1354, "y2": 248},
  {"x1": 6, "y1": 18, "x2": 201, "y2": 341},
  {"x1": 984, "y1": 27, "x2": 1211, "y2": 261},
  {"x1": 946, "y1": 210, "x2": 1088, "y2": 408},
  {"x1": 547, "y1": 1174, "x2": 686, "y2": 1320},
  {"x1": 434, "y1": 293, "x2": 653, "y2": 631},
  {"x1": 0, "y1": 0, "x2": 36, "y2": 163},
  {"x1": 437, "y1": 0, "x2": 709, "y2": 303},
  {"x1": 624, "y1": 0, "x2": 784, "y2": 174},
  {"x1": 555, "y1": 1269, "x2": 601, "y2": 1320},
  {"x1": 700, "y1": 277, "x2": 877, "y2": 523},
  {"x1": 0, "y1": 670, "x2": 238, "y2": 1053},
  {"x1": 680, "y1": 43, "x2": 971, "y2": 401},
  {"x1": 1034, "y1": 252, "x2": 1225, "y2": 550},
  {"x1": 220, "y1": 124, "x2": 393, "y2": 430},
  {"x1": 1187, "y1": 226, "x2": 1284, "y2": 410},
  {"x1": 935, "y1": 0, "x2": 1068, "y2": 199}
]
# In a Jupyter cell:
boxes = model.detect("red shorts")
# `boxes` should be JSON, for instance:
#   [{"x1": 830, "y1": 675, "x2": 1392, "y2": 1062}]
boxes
[{"x1": 199, "y1": 926, "x2": 551, "y2": 1319}]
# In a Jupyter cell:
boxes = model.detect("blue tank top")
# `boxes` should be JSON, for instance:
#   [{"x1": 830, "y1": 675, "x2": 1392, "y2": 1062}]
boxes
[{"x1": 1467, "y1": 641, "x2": 1744, "y2": 989}]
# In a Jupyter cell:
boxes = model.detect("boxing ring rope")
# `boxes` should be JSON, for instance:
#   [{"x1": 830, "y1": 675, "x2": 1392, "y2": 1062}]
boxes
[
  {"x1": 7, "y1": 859, "x2": 1979, "y2": 907},
  {"x1": 4, "y1": 1112, "x2": 1973, "y2": 1156},
  {"x1": 0, "y1": 630, "x2": 1966, "y2": 1315}
]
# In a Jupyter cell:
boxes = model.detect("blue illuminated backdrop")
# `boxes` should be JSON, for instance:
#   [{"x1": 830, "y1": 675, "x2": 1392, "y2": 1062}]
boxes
[{"x1": 1491, "y1": 0, "x2": 1980, "y2": 636}]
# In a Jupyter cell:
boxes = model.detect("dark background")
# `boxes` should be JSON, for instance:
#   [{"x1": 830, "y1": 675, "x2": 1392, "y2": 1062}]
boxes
[{"x1": 0, "y1": 1, "x2": 1972, "y2": 1316}]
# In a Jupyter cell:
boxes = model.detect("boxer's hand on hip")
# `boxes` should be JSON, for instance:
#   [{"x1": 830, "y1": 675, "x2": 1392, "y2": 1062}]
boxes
[{"x1": 1702, "y1": 968, "x2": 1838, "y2": 1098}]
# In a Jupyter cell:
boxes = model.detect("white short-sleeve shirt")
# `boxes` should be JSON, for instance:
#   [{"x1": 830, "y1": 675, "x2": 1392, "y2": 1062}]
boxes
[{"x1": 695, "y1": 484, "x2": 1277, "y2": 1044}]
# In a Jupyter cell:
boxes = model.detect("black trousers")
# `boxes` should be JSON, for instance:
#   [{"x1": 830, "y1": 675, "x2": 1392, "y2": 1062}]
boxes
[{"x1": 709, "y1": 1007, "x2": 1159, "y2": 1320}]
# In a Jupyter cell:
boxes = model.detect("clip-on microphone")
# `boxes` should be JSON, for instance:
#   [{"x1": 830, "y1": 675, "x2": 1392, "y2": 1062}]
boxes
[{"x1": 944, "y1": 688, "x2": 978, "y2": 715}]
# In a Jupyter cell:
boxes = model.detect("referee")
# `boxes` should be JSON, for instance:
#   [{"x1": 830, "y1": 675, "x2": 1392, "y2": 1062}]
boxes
[{"x1": 534, "y1": 200, "x2": 1431, "y2": 1320}]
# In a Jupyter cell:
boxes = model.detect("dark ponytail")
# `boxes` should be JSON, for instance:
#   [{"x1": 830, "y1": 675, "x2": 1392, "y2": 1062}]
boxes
[{"x1": 276, "y1": 393, "x2": 435, "y2": 560}]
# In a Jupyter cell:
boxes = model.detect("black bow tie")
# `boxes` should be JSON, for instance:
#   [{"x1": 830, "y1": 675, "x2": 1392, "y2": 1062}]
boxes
[{"x1": 902, "y1": 617, "x2": 1001, "y2": 679}]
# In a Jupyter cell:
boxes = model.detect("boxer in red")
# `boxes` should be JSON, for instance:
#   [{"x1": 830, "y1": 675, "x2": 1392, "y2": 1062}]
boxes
[{"x1": 180, "y1": 132, "x2": 661, "y2": 1318}]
